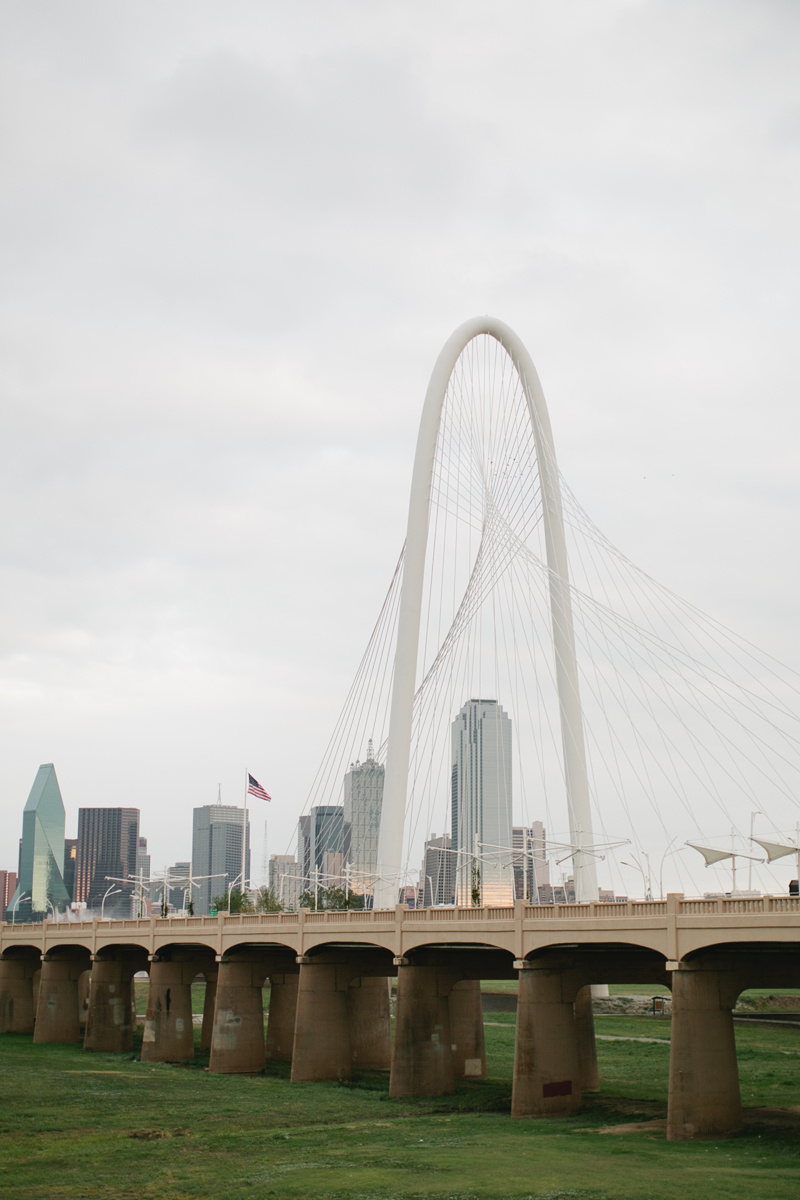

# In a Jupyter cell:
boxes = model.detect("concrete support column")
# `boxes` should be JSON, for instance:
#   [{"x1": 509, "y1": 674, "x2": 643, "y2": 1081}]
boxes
[
  {"x1": 512, "y1": 963, "x2": 582, "y2": 1117},
  {"x1": 32, "y1": 969, "x2": 41, "y2": 1022},
  {"x1": 141, "y1": 960, "x2": 194, "y2": 1063},
  {"x1": 33, "y1": 956, "x2": 84, "y2": 1044},
  {"x1": 291, "y1": 961, "x2": 351, "y2": 1082},
  {"x1": 84, "y1": 960, "x2": 134, "y2": 1054},
  {"x1": 449, "y1": 980, "x2": 487, "y2": 1079},
  {"x1": 200, "y1": 974, "x2": 217, "y2": 1056},
  {"x1": 0, "y1": 958, "x2": 36, "y2": 1033},
  {"x1": 209, "y1": 960, "x2": 266, "y2": 1075},
  {"x1": 266, "y1": 973, "x2": 298, "y2": 1062},
  {"x1": 574, "y1": 985, "x2": 599, "y2": 1092},
  {"x1": 667, "y1": 967, "x2": 742, "y2": 1141},
  {"x1": 389, "y1": 963, "x2": 454, "y2": 1097},
  {"x1": 347, "y1": 976, "x2": 391, "y2": 1070},
  {"x1": 78, "y1": 971, "x2": 91, "y2": 1028}
]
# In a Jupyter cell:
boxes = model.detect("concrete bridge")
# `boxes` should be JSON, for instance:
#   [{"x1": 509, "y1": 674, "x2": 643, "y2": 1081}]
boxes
[{"x1": 2, "y1": 894, "x2": 799, "y2": 1141}]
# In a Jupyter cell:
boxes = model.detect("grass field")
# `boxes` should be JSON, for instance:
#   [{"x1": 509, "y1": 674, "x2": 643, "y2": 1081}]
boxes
[{"x1": 2, "y1": 1011, "x2": 799, "y2": 1199}]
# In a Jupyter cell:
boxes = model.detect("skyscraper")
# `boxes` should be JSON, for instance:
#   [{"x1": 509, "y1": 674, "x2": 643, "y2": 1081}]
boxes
[
  {"x1": 512, "y1": 823, "x2": 549, "y2": 901},
  {"x1": 74, "y1": 808, "x2": 140, "y2": 917},
  {"x1": 191, "y1": 805, "x2": 250, "y2": 916},
  {"x1": 0, "y1": 870, "x2": 18, "y2": 917},
  {"x1": 297, "y1": 814, "x2": 311, "y2": 890},
  {"x1": 420, "y1": 834, "x2": 455, "y2": 907},
  {"x1": 308, "y1": 806, "x2": 346, "y2": 889},
  {"x1": 343, "y1": 741, "x2": 384, "y2": 897},
  {"x1": 451, "y1": 699, "x2": 513, "y2": 906},
  {"x1": 7, "y1": 764, "x2": 71, "y2": 922},
  {"x1": 269, "y1": 854, "x2": 303, "y2": 909}
]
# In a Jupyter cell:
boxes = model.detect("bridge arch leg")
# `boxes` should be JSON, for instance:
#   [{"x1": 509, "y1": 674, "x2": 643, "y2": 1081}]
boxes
[
  {"x1": 200, "y1": 968, "x2": 218, "y2": 1056},
  {"x1": 209, "y1": 958, "x2": 267, "y2": 1074}
]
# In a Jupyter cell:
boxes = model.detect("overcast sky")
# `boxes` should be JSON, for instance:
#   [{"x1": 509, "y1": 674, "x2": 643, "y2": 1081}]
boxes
[{"x1": 1, "y1": 0, "x2": 799, "y2": 888}]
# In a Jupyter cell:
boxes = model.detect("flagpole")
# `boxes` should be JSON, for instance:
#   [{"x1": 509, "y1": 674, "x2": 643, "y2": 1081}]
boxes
[{"x1": 242, "y1": 769, "x2": 248, "y2": 895}]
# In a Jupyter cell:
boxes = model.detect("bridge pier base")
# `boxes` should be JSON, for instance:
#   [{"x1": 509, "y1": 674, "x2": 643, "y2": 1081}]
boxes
[
  {"x1": 574, "y1": 985, "x2": 599, "y2": 1092},
  {"x1": 450, "y1": 979, "x2": 487, "y2": 1079},
  {"x1": 209, "y1": 960, "x2": 266, "y2": 1074},
  {"x1": 141, "y1": 960, "x2": 194, "y2": 1063},
  {"x1": 0, "y1": 955, "x2": 38, "y2": 1033},
  {"x1": 266, "y1": 973, "x2": 298, "y2": 1061},
  {"x1": 200, "y1": 971, "x2": 217, "y2": 1056},
  {"x1": 347, "y1": 975, "x2": 391, "y2": 1070},
  {"x1": 291, "y1": 962, "x2": 351, "y2": 1082},
  {"x1": 390, "y1": 963, "x2": 455, "y2": 1097},
  {"x1": 33, "y1": 951, "x2": 90, "y2": 1044},
  {"x1": 512, "y1": 963, "x2": 582, "y2": 1118},
  {"x1": 667, "y1": 966, "x2": 742, "y2": 1140}
]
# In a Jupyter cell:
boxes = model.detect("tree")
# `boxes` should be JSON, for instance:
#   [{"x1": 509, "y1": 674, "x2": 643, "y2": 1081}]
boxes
[
  {"x1": 210, "y1": 888, "x2": 254, "y2": 914},
  {"x1": 471, "y1": 863, "x2": 482, "y2": 908},
  {"x1": 254, "y1": 887, "x2": 284, "y2": 913},
  {"x1": 299, "y1": 886, "x2": 366, "y2": 911}
]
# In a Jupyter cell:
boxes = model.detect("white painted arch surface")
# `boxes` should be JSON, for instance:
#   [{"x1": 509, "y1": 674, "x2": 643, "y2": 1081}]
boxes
[{"x1": 374, "y1": 316, "x2": 598, "y2": 908}]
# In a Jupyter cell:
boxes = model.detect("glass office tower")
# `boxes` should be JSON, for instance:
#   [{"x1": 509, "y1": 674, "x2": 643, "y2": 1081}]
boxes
[
  {"x1": 451, "y1": 699, "x2": 514, "y2": 906},
  {"x1": 6, "y1": 764, "x2": 71, "y2": 922}
]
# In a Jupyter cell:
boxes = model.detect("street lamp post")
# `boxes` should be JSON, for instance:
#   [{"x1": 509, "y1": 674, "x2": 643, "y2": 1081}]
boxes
[
  {"x1": 101, "y1": 885, "x2": 121, "y2": 919},
  {"x1": 11, "y1": 892, "x2": 29, "y2": 924}
]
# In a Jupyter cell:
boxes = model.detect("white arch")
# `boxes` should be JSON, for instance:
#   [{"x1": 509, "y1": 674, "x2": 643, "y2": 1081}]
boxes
[{"x1": 374, "y1": 316, "x2": 598, "y2": 908}]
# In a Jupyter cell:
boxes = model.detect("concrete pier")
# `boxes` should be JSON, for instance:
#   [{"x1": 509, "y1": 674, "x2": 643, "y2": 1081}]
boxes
[
  {"x1": 291, "y1": 960, "x2": 352, "y2": 1082},
  {"x1": 390, "y1": 963, "x2": 455, "y2": 1097},
  {"x1": 449, "y1": 979, "x2": 487, "y2": 1080},
  {"x1": 141, "y1": 958, "x2": 194, "y2": 1063},
  {"x1": 33, "y1": 949, "x2": 91, "y2": 1044},
  {"x1": 209, "y1": 959, "x2": 268, "y2": 1074},
  {"x1": 667, "y1": 965, "x2": 741, "y2": 1141},
  {"x1": 266, "y1": 973, "x2": 298, "y2": 1061},
  {"x1": 200, "y1": 971, "x2": 217, "y2": 1055},
  {"x1": 512, "y1": 962, "x2": 582, "y2": 1118},
  {"x1": 574, "y1": 985, "x2": 599, "y2": 1093},
  {"x1": 84, "y1": 950, "x2": 148, "y2": 1054},
  {"x1": 0, "y1": 952, "x2": 39, "y2": 1033},
  {"x1": 347, "y1": 975, "x2": 391, "y2": 1070}
]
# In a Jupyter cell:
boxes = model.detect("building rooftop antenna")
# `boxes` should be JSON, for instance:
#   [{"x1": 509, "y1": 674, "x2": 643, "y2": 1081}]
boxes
[{"x1": 367, "y1": 738, "x2": 374, "y2": 762}]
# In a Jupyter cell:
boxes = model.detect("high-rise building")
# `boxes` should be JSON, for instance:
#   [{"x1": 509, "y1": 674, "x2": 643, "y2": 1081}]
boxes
[
  {"x1": 297, "y1": 814, "x2": 311, "y2": 889},
  {"x1": 451, "y1": 699, "x2": 514, "y2": 906},
  {"x1": 308, "y1": 805, "x2": 346, "y2": 889},
  {"x1": 168, "y1": 862, "x2": 191, "y2": 910},
  {"x1": 420, "y1": 834, "x2": 455, "y2": 907},
  {"x1": 0, "y1": 870, "x2": 18, "y2": 917},
  {"x1": 136, "y1": 836, "x2": 151, "y2": 880},
  {"x1": 6, "y1": 764, "x2": 71, "y2": 922},
  {"x1": 191, "y1": 805, "x2": 250, "y2": 916},
  {"x1": 343, "y1": 741, "x2": 384, "y2": 897},
  {"x1": 63, "y1": 839, "x2": 77, "y2": 902},
  {"x1": 74, "y1": 808, "x2": 140, "y2": 917},
  {"x1": 269, "y1": 855, "x2": 303, "y2": 909},
  {"x1": 512, "y1": 823, "x2": 549, "y2": 902}
]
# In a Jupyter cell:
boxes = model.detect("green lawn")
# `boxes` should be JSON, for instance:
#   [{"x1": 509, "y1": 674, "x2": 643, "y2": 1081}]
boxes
[{"x1": 1, "y1": 1016, "x2": 798, "y2": 1199}]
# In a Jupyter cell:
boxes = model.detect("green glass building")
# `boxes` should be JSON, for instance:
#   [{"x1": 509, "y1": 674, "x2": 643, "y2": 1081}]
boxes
[{"x1": 6, "y1": 764, "x2": 71, "y2": 923}]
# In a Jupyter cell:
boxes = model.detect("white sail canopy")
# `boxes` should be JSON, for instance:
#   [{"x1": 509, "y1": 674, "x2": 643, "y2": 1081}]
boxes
[{"x1": 752, "y1": 837, "x2": 798, "y2": 863}]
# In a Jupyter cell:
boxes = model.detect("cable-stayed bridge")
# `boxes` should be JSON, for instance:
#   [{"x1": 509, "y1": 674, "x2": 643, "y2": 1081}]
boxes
[{"x1": 2, "y1": 319, "x2": 799, "y2": 1141}]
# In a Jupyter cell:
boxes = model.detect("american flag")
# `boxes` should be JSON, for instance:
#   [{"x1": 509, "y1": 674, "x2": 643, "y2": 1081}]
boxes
[{"x1": 247, "y1": 774, "x2": 271, "y2": 802}]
